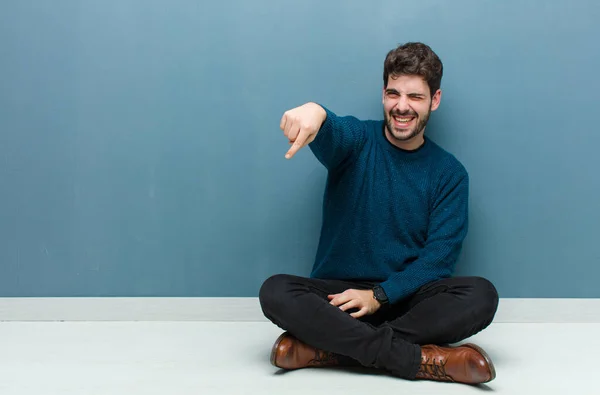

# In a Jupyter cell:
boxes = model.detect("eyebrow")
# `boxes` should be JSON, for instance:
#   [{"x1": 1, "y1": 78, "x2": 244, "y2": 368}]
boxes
[{"x1": 385, "y1": 89, "x2": 426, "y2": 98}]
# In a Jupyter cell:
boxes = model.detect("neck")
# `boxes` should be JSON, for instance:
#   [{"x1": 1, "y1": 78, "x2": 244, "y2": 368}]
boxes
[{"x1": 384, "y1": 128, "x2": 426, "y2": 151}]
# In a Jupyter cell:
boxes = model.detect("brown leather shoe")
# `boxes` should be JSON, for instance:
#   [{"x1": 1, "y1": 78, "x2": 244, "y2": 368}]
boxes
[
  {"x1": 416, "y1": 343, "x2": 496, "y2": 384},
  {"x1": 270, "y1": 332, "x2": 339, "y2": 370}
]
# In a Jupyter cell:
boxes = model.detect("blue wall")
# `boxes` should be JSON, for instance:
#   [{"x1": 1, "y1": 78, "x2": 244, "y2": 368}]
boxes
[{"x1": 1, "y1": 0, "x2": 598, "y2": 297}]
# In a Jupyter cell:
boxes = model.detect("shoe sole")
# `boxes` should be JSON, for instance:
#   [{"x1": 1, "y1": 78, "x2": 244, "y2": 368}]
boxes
[
  {"x1": 270, "y1": 331, "x2": 290, "y2": 367},
  {"x1": 462, "y1": 343, "x2": 496, "y2": 383}
]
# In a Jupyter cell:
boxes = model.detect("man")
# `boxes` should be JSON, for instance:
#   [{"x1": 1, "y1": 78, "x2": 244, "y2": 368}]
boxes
[{"x1": 259, "y1": 42, "x2": 499, "y2": 385}]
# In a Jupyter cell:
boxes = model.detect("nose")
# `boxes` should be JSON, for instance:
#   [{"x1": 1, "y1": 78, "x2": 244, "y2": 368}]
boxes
[{"x1": 394, "y1": 95, "x2": 410, "y2": 113}]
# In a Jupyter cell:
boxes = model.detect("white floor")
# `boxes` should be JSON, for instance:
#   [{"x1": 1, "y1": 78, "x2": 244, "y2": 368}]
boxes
[{"x1": 0, "y1": 321, "x2": 597, "y2": 395}]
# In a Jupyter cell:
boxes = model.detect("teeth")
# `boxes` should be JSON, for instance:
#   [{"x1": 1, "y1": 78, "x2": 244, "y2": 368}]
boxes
[{"x1": 394, "y1": 117, "x2": 413, "y2": 122}]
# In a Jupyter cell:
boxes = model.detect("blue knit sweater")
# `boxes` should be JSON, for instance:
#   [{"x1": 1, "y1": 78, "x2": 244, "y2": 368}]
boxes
[{"x1": 308, "y1": 106, "x2": 469, "y2": 305}]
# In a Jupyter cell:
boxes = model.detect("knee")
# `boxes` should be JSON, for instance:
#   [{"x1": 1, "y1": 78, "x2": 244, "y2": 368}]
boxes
[
  {"x1": 258, "y1": 274, "x2": 293, "y2": 315},
  {"x1": 469, "y1": 277, "x2": 499, "y2": 321}
]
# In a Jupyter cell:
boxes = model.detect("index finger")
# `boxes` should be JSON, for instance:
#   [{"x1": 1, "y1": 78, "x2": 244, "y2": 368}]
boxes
[
  {"x1": 330, "y1": 294, "x2": 351, "y2": 307},
  {"x1": 285, "y1": 128, "x2": 309, "y2": 159}
]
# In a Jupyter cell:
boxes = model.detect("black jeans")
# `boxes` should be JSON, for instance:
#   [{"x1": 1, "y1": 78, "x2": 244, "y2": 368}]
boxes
[{"x1": 259, "y1": 274, "x2": 499, "y2": 379}]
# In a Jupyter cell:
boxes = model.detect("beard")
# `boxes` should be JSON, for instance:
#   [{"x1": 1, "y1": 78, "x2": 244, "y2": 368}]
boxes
[{"x1": 384, "y1": 106, "x2": 431, "y2": 143}]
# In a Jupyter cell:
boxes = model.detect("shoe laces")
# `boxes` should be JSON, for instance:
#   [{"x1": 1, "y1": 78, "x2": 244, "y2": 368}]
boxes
[
  {"x1": 419, "y1": 356, "x2": 453, "y2": 381},
  {"x1": 308, "y1": 349, "x2": 338, "y2": 366}
]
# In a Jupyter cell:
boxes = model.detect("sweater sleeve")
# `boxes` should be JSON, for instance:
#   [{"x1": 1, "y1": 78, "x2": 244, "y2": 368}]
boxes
[
  {"x1": 380, "y1": 167, "x2": 469, "y2": 305},
  {"x1": 308, "y1": 106, "x2": 367, "y2": 170}
]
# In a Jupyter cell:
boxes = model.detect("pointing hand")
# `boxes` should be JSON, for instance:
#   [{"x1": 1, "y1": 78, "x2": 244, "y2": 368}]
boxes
[{"x1": 280, "y1": 102, "x2": 326, "y2": 159}]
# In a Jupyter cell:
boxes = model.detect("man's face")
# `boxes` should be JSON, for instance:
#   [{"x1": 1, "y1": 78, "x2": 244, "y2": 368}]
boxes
[{"x1": 382, "y1": 74, "x2": 441, "y2": 149}]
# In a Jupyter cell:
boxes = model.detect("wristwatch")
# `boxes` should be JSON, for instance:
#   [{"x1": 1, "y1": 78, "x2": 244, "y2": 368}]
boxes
[{"x1": 372, "y1": 285, "x2": 389, "y2": 305}]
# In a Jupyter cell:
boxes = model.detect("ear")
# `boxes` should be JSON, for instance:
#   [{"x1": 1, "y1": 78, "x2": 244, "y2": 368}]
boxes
[
  {"x1": 430, "y1": 89, "x2": 442, "y2": 111},
  {"x1": 382, "y1": 86, "x2": 386, "y2": 105}
]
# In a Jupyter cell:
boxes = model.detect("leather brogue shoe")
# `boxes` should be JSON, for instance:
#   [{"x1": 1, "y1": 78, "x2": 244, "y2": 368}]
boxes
[
  {"x1": 270, "y1": 332, "x2": 339, "y2": 370},
  {"x1": 416, "y1": 343, "x2": 496, "y2": 384}
]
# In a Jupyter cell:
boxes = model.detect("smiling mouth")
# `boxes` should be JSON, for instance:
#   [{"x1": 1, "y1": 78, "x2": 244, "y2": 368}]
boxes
[{"x1": 392, "y1": 115, "x2": 416, "y2": 128}]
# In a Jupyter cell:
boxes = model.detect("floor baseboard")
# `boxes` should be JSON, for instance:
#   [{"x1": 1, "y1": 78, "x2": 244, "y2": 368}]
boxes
[{"x1": 1, "y1": 297, "x2": 598, "y2": 323}]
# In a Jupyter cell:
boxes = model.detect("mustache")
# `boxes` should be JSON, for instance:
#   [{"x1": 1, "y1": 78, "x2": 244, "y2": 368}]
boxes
[{"x1": 390, "y1": 110, "x2": 417, "y2": 117}]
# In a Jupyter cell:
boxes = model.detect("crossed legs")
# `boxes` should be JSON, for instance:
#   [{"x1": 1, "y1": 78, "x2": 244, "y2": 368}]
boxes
[{"x1": 259, "y1": 274, "x2": 499, "y2": 380}]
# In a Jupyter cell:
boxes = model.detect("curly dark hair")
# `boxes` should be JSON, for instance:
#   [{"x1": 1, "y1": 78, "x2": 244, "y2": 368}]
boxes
[{"x1": 383, "y1": 42, "x2": 443, "y2": 96}]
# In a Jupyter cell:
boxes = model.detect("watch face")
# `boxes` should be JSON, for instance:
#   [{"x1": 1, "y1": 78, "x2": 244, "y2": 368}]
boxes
[{"x1": 375, "y1": 287, "x2": 387, "y2": 302}]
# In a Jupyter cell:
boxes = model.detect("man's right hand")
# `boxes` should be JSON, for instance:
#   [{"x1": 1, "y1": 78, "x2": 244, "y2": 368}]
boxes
[{"x1": 280, "y1": 102, "x2": 326, "y2": 159}]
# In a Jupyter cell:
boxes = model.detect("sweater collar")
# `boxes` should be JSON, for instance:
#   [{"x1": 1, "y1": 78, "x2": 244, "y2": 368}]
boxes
[{"x1": 376, "y1": 122, "x2": 432, "y2": 159}]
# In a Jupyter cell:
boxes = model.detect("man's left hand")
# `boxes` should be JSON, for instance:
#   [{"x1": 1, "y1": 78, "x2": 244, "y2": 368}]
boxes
[{"x1": 328, "y1": 289, "x2": 381, "y2": 318}]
